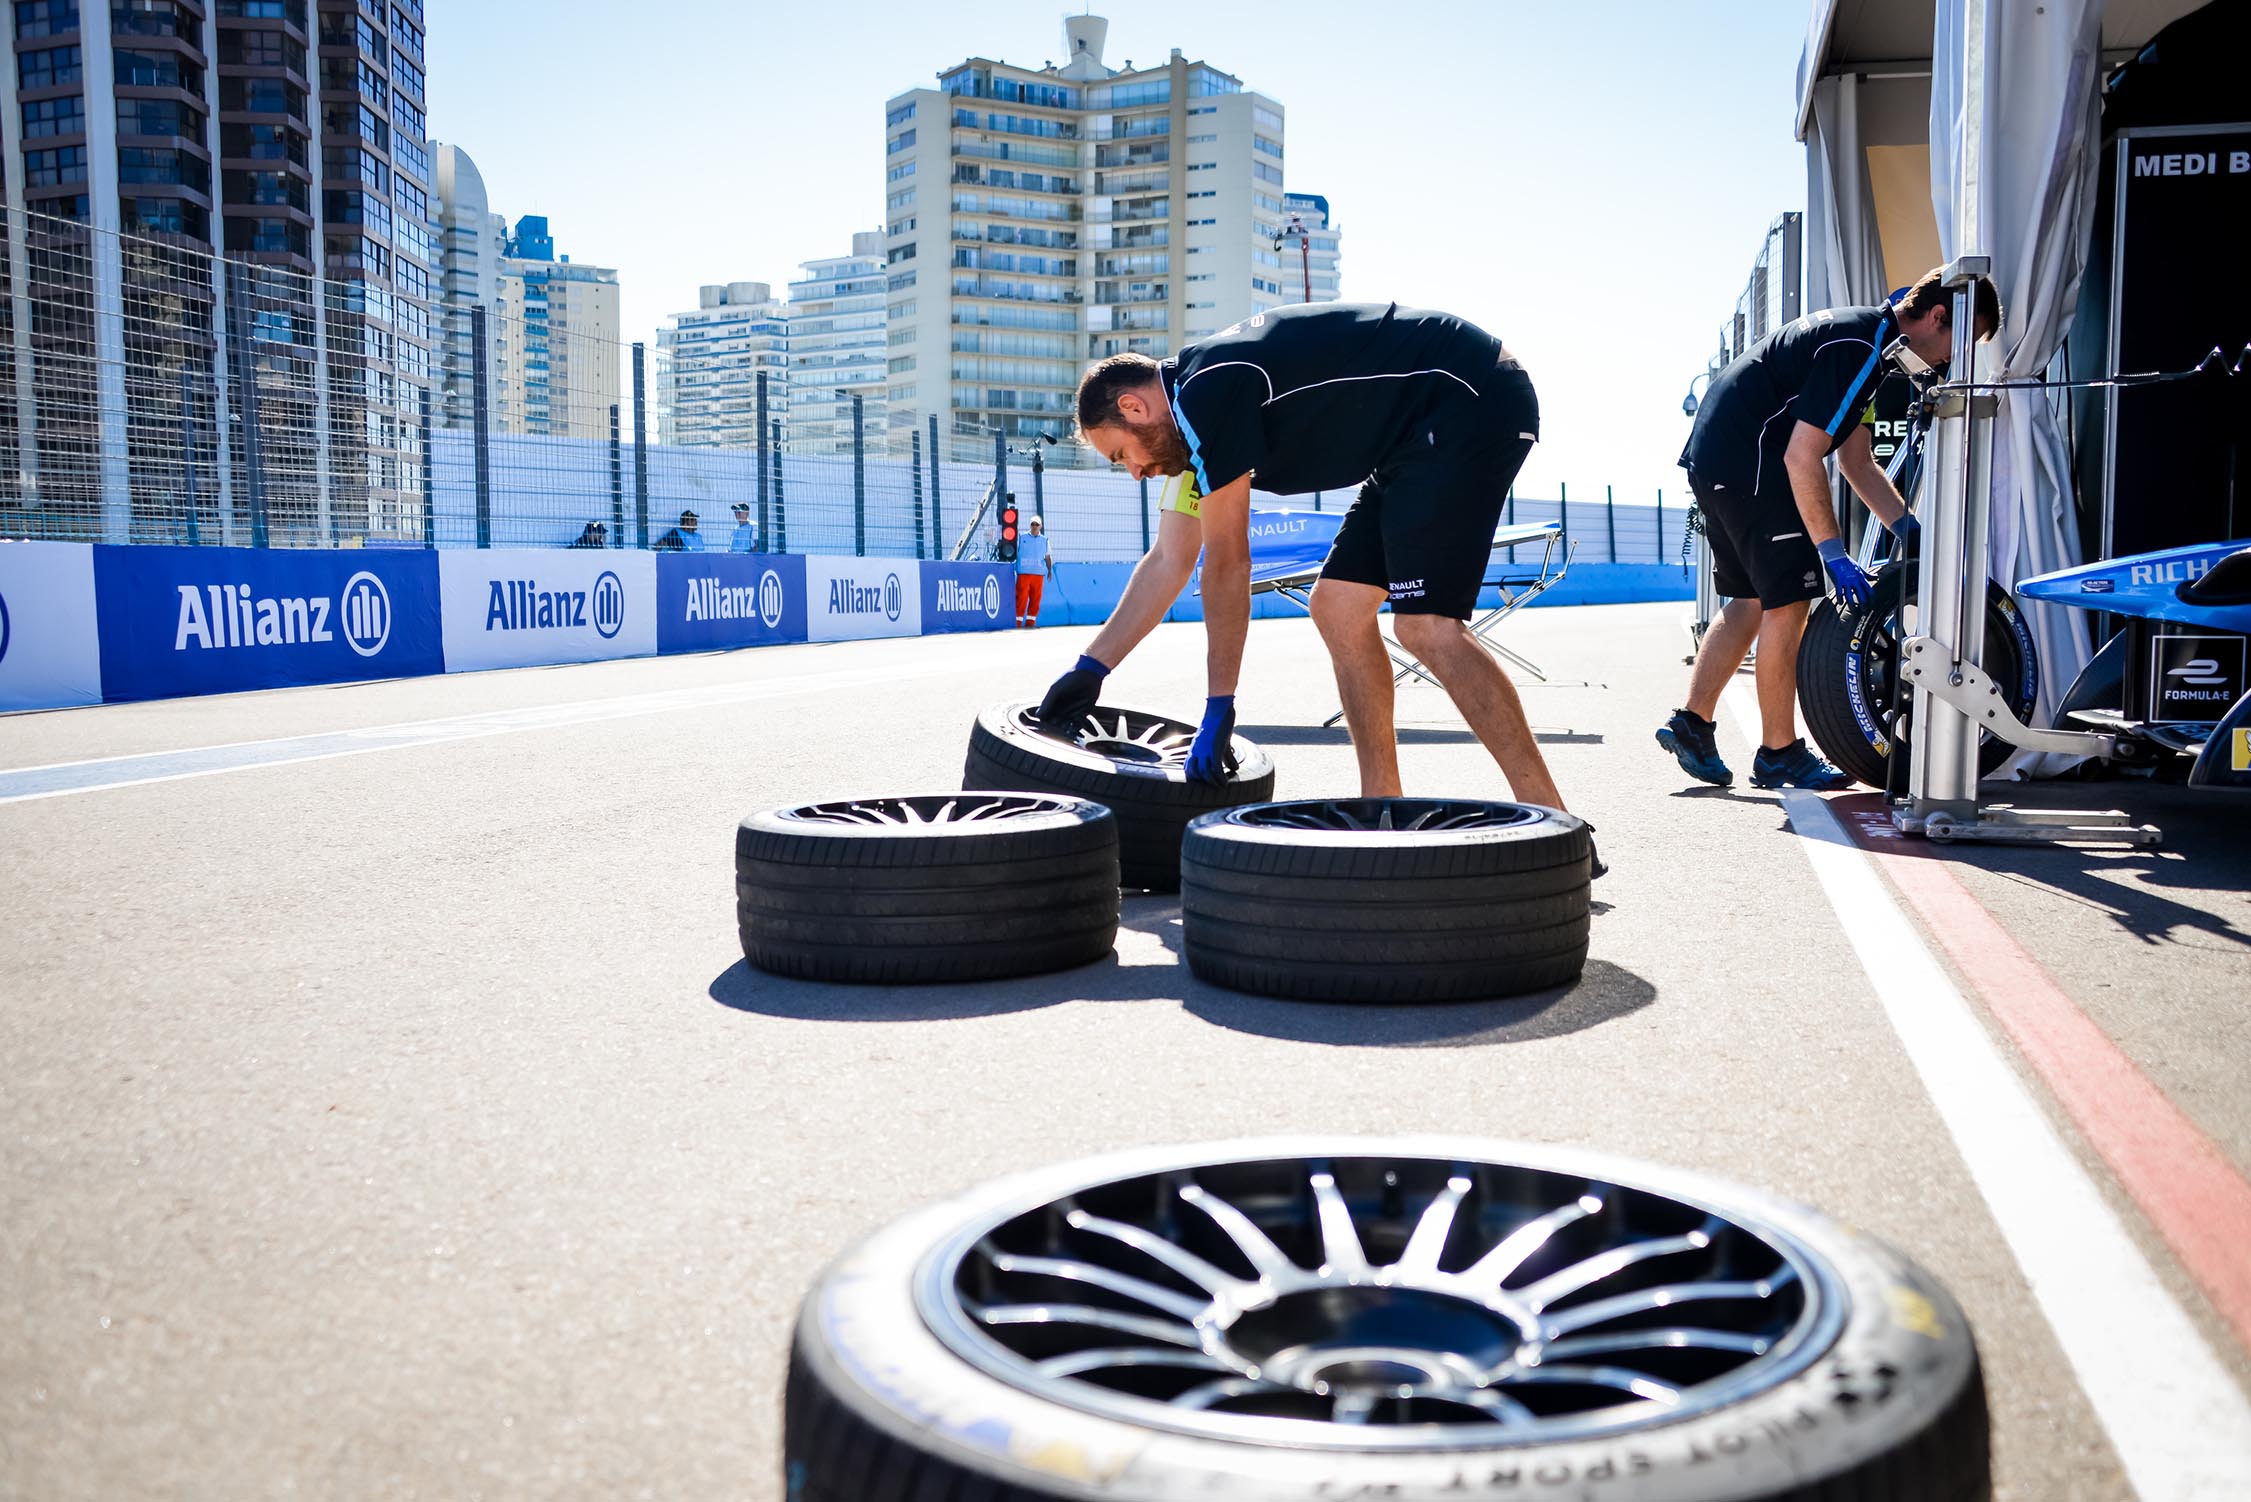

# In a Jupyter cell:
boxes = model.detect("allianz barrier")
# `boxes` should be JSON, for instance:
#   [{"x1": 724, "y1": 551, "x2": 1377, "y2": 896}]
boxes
[{"x1": 0, "y1": 545, "x2": 1015, "y2": 711}]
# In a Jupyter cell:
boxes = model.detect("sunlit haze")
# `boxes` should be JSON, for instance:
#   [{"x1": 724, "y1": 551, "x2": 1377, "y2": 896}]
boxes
[{"x1": 431, "y1": 0, "x2": 1812, "y2": 504}]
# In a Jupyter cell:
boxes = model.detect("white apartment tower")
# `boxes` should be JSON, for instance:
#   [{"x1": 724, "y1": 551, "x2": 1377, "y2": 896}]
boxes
[
  {"x1": 491, "y1": 217, "x2": 622, "y2": 441},
  {"x1": 883, "y1": 15, "x2": 1290, "y2": 462},
  {"x1": 1277, "y1": 192, "x2": 1342, "y2": 305},
  {"x1": 786, "y1": 232, "x2": 889, "y2": 456},
  {"x1": 655, "y1": 283, "x2": 789, "y2": 450},
  {"x1": 433, "y1": 144, "x2": 507, "y2": 432}
]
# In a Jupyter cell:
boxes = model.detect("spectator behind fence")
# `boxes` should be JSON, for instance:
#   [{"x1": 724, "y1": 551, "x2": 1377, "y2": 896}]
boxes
[
  {"x1": 569, "y1": 521, "x2": 607, "y2": 549},
  {"x1": 1014, "y1": 516, "x2": 1055, "y2": 628},
  {"x1": 730, "y1": 502, "x2": 758, "y2": 553},
  {"x1": 677, "y1": 509, "x2": 706, "y2": 552}
]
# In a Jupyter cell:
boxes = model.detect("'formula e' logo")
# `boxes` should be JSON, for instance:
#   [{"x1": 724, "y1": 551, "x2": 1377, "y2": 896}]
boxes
[
  {"x1": 759, "y1": 569, "x2": 785, "y2": 629},
  {"x1": 0, "y1": 589, "x2": 10, "y2": 666},
  {"x1": 2169, "y1": 657, "x2": 2229, "y2": 687},
  {"x1": 339, "y1": 571, "x2": 390, "y2": 657},
  {"x1": 984, "y1": 573, "x2": 1002, "y2": 619}
]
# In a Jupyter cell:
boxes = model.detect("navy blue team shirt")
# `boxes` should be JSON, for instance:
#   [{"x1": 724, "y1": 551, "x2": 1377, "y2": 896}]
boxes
[{"x1": 1681, "y1": 306, "x2": 1895, "y2": 496}]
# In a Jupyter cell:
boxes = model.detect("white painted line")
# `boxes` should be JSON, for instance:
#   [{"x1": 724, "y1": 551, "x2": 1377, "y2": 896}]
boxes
[
  {"x1": 0, "y1": 638, "x2": 1060, "y2": 806},
  {"x1": 1720, "y1": 682, "x2": 2251, "y2": 1498}
]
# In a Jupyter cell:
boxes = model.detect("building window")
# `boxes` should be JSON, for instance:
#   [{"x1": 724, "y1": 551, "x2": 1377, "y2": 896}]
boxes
[
  {"x1": 392, "y1": 49, "x2": 423, "y2": 102},
  {"x1": 19, "y1": 44, "x2": 82, "y2": 88},
  {"x1": 219, "y1": 27, "x2": 303, "y2": 67},
  {"x1": 230, "y1": 215, "x2": 309, "y2": 257},
  {"x1": 1254, "y1": 107, "x2": 1284, "y2": 133},
  {"x1": 887, "y1": 269, "x2": 916, "y2": 292},
  {"x1": 25, "y1": 145, "x2": 87, "y2": 187},
  {"x1": 887, "y1": 186, "x2": 916, "y2": 211},
  {"x1": 886, "y1": 100, "x2": 915, "y2": 127},
  {"x1": 886, "y1": 160, "x2": 915, "y2": 182},
  {"x1": 1253, "y1": 162, "x2": 1284, "y2": 186},
  {"x1": 123, "y1": 196, "x2": 206, "y2": 238},
  {"x1": 120, "y1": 146, "x2": 208, "y2": 191},
  {"x1": 1187, "y1": 134, "x2": 1216, "y2": 144},
  {"x1": 393, "y1": 94, "x2": 424, "y2": 138},
  {"x1": 395, "y1": 178, "x2": 426, "y2": 219},
  {"x1": 392, "y1": 6, "x2": 422, "y2": 60},
  {"x1": 887, "y1": 129, "x2": 915, "y2": 154},
  {"x1": 395, "y1": 259, "x2": 428, "y2": 298},
  {"x1": 113, "y1": 48, "x2": 198, "y2": 89},
  {"x1": 23, "y1": 95, "x2": 84, "y2": 137},
  {"x1": 222, "y1": 77, "x2": 307, "y2": 117},
  {"x1": 13, "y1": 1, "x2": 78, "y2": 38},
  {"x1": 119, "y1": 96, "x2": 204, "y2": 137},
  {"x1": 1254, "y1": 134, "x2": 1284, "y2": 159},
  {"x1": 888, "y1": 355, "x2": 916, "y2": 374}
]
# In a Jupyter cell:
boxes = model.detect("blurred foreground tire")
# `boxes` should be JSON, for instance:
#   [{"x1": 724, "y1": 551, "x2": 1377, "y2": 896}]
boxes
[
  {"x1": 735, "y1": 793, "x2": 1117, "y2": 983},
  {"x1": 785, "y1": 1137, "x2": 1990, "y2": 1501}
]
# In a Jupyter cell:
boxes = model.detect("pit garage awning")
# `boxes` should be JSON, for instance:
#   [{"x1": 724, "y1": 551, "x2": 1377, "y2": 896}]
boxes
[{"x1": 1791, "y1": 0, "x2": 2210, "y2": 748}]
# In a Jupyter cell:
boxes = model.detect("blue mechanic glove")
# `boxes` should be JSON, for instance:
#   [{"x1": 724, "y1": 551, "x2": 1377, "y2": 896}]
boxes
[
  {"x1": 1184, "y1": 695, "x2": 1240, "y2": 785},
  {"x1": 1818, "y1": 538, "x2": 1873, "y2": 608},
  {"x1": 1036, "y1": 654, "x2": 1109, "y2": 727}
]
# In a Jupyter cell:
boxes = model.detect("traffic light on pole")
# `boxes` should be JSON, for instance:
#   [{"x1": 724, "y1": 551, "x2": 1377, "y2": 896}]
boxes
[{"x1": 998, "y1": 495, "x2": 1020, "y2": 562}]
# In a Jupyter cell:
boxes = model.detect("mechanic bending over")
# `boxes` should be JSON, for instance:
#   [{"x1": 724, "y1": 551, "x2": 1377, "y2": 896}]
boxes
[
  {"x1": 1659, "y1": 266, "x2": 2002, "y2": 790},
  {"x1": 1035, "y1": 302, "x2": 1599, "y2": 870}
]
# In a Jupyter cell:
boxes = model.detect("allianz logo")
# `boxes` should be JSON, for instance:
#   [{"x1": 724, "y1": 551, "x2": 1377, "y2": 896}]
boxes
[
  {"x1": 486, "y1": 570, "x2": 624, "y2": 640},
  {"x1": 174, "y1": 571, "x2": 391, "y2": 657},
  {"x1": 934, "y1": 574, "x2": 1002, "y2": 618},
  {"x1": 685, "y1": 570, "x2": 786, "y2": 630},
  {"x1": 830, "y1": 572, "x2": 904, "y2": 622},
  {"x1": 0, "y1": 587, "x2": 11, "y2": 665}
]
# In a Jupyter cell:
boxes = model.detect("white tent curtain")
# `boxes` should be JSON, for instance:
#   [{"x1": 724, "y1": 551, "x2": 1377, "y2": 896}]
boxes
[
  {"x1": 1929, "y1": 0, "x2": 2106, "y2": 756},
  {"x1": 1804, "y1": 74, "x2": 1891, "y2": 311}
]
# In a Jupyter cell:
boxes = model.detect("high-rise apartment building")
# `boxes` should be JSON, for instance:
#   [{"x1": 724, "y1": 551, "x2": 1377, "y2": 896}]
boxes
[
  {"x1": 1276, "y1": 191, "x2": 1341, "y2": 305},
  {"x1": 654, "y1": 281, "x2": 786, "y2": 450},
  {"x1": 433, "y1": 142, "x2": 503, "y2": 430},
  {"x1": 0, "y1": 0, "x2": 435, "y2": 539},
  {"x1": 882, "y1": 14, "x2": 1289, "y2": 462},
  {"x1": 491, "y1": 214, "x2": 619, "y2": 440},
  {"x1": 785, "y1": 230, "x2": 886, "y2": 456}
]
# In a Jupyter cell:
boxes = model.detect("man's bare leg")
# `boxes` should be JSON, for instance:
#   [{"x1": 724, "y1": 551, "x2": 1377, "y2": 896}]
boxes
[
  {"x1": 1683, "y1": 597, "x2": 1762, "y2": 720},
  {"x1": 1391, "y1": 614, "x2": 1565, "y2": 808},
  {"x1": 1753, "y1": 599, "x2": 1810, "y2": 748},
  {"x1": 1310, "y1": 578, "x2": 1403, "y2": 796}
]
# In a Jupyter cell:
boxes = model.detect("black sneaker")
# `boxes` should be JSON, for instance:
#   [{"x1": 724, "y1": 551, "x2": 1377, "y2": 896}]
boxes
[
  {"x1": 1749, "y1": 738, "x2": 1852, "y2": 791},
  {"x1": 1655, "y1": 709, "x2": 1732, "y2": 787}
]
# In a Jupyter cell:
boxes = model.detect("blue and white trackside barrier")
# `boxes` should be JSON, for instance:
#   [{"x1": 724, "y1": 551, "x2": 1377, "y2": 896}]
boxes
[{"x1": 0, "y1": 545, "x2": 1022, "y2": 712}]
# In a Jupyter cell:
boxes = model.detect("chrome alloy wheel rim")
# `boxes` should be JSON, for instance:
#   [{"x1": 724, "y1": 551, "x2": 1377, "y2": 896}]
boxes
[
  {"x1": 1234, "y1": 798, "x2": 1544, "y2": 834},
  {"x1": 915, "y1": 1147, "x2": 1841, "y2": 1449},
  {"x1": 783, "y1": 793, "x2": 1072, "y2": 826},
  {"x1": 1016, "y1": 705, "x2": 1196, "y2": 768}
]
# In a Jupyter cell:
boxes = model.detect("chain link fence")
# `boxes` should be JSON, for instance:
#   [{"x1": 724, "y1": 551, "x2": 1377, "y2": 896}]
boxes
[{"x1": 1, "y1": 205, "x2": 1688, "y2": 567}]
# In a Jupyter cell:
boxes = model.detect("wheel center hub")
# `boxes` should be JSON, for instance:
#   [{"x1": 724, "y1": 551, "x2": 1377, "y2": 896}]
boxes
[
  {"x1": 1081, "y1": 737, "x2": 1169, "y2": 764},
  {"x1": 1219, "y1": 1287, "x2": 1522, "y2": 1393}
]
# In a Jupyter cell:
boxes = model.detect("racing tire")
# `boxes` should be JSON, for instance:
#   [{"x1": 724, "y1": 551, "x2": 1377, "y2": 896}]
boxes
[
  {"x1": 784, "y1": 1137, "x2": 1990, "y2": 1502},
  {"x1": 965, "y1": 701, "x2": 1276, "y2": 892},
  {"x1": 736, "y1": 793, "x2": 1118, "y2": 984},
  {"x1": 1180, "y1": 798, "x2": 1590, "y2": 1002},
  {"x1": 1798, "y1": 566, "x2": 2038, "y2": 792}
]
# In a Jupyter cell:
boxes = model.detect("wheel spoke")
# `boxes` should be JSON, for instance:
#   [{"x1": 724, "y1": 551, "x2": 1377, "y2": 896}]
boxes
[
  {"x1": 1396, "y1": 1175, "x2": 1473, "y2": 1275},
  {"x1": 1178, "y1": 1182, "x2": 1300, "y2": 1281},
  {"x1": 1035, "y1": 1347, "x2": 1234, "y2": 1380},
  {"x1": 1459, "y1": 1386, "x2": 1540, "y2": 1426},
  {"x1": 1540, "y1": 1327, "x2": 1772, "y2": 1361},
  {"x1": 1170, "y1": 1377, "x2": 1288, "y2": 1411},
  {"x1": 984, "y1": 1248, "x2": 1211, "y2": 1322},
  {"x1": 1515, "y1": 1222, "x2": 1716, "y2": 1313},
  {"x1": 1540, "y1": 1270, "x2": 1795, "y2": 1339},
  {"x1": 1457, "y1": 1194, "x2": 1605, "y2": 1291},
  {"x1": 1503, "y1": 1363, "x2": 1682, "y2": 1405},
  {"x1": 1310, "y1": 1169, "x2": 1370, "y2": 1277},
  {"x1": 974, "y1": 1302, "x2": 1202, "y2": 1348},
  {"x1": 1331, "y1": 1389, "x2": 1380, "y2": 1424},
  {"x1": 1065, "y1": 1209, "x2": 1254, "y2": 1302}
]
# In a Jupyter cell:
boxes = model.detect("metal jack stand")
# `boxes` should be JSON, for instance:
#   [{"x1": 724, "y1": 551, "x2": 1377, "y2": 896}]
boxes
[{"x1": 1891, "y1": 257, "x2": 2161, "y2": 847}]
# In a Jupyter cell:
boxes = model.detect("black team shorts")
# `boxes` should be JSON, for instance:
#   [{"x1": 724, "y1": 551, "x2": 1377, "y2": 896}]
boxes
[
  {"x1": 1319, "y1": 368, "x2": 1540, "y2": 619},
  {"x1": 1687, "y1": 471, "x2": 1825, "y2": 609}
]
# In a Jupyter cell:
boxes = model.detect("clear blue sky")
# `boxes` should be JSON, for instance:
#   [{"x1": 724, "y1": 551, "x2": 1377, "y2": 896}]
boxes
[{"x1": 430, "y1": 0, "x2": 1815, "y2": 504}]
